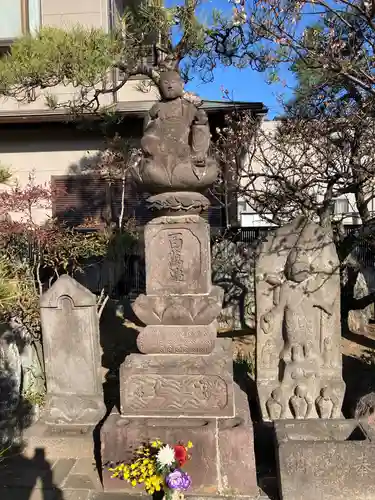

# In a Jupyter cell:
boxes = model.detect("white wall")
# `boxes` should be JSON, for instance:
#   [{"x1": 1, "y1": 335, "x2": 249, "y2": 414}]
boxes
[
  {"x1": 0, "y1": 128, "x2": 105, "y2": 224},
  {"x1": 238, "y1": 119, "x2": 373, "y2": 227}
]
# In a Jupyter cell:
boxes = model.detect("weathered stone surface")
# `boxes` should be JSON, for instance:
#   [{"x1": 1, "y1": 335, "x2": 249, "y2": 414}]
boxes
[
  {"x1": 132, "y1": 214, "x2": 223, "y2": 355},
  {"x1": 101, "y1": 385, "x2": 257, "y2": 497},
  {"x1": 255, "y1": 216, "x2": 345, "y2": 421},
  {"x1": 49, "y1": 458, "x2": 76, "y2": 487},
  {"x1": 0, "y1": 488, "x2": 66, "y2": 500},
  {"x1": 143, "y1": 215, "x2": 211, "y2": 296},
  {"x1": 218, "y1": 387, "x2": 257, "y2": 495},
  {"x1": 40, "y1": 275, "x2": 105, "y2": 428},
  {"x1": 146, "y1": 191, "x2": 210, "y2": 214},
  {"x1": 120, "y1": 339, "x2": 234, "y2": 418},
  {"x1": 23, "y1": 422, "x2": 95, "y2": 460},
  {"x1": 130, "y1": 70, "x2": 218, "y2": 195},
  {"x1": 69, "y1": 458, "x2": 102, "y2": 491},
  {"x1": 348, "y1": 269, "x2": 374, "y2": 334},
  {"x1": 0, "y1": 334, "x2": 21, "y2": 415},
  {"x1": 275, "y1": 419, "x2": 375, "y2": 500},
  {"x1": 136, "y1": 324, "x2": 217, "y2": 355},
  {"x1": 133, "y1": 287, "x2": 223, "y2": 326}
]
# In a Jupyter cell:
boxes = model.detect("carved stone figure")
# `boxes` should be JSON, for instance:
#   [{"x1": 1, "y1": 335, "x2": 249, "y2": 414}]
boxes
[
  {"x1": 263, "y1": 247, "x2": 335, "y2": 365},
  {"x1": 256, "y1": 217, "x2": 346, "y2": 420},
  {"x1": 315, "y1": 387, "x2": 334, "y2": 418},
  {"x1": 266, "y1": 388, "x2": 285, "y2": 420},
  {"x1": 323, "y1": 337, "x2": 335, "y2": 367},
  {"x1": 261, "y1": 340, "x2": 278, "y2": 367},
  {"x1": 290, "y1": 385, "x2": 313, "y2": 419},
  {"x1": 131, "y1": 70, "x2": 218, "y2": 196}
]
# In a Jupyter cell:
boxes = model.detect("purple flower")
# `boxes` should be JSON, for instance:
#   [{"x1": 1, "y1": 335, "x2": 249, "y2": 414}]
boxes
[{"x1": 165, "y1": 469, "x2": 192, "y2": 490}]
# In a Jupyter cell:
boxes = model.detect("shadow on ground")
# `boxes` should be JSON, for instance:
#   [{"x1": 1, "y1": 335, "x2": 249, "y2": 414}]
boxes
[
  {"x1": 342, "y1": 351, "x2": 375, "y2": 417},
  {"x1": 343, "y1": 328, "x2": 375, "y2": 351},
  {"x1": 0, "y1": 447, "x2": 64, "y2": 500},
  {"x1": 94, "y1": 297, "x2": 142, "y2": 483}
]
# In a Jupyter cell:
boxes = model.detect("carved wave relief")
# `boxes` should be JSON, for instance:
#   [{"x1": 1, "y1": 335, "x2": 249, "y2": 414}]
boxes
[{"x1": 123, "y1": 374, "x2": 228, "y2": 412}]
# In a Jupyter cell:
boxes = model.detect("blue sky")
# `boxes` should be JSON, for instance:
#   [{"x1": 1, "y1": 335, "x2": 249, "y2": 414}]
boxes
[
  {"x1": 166, "y1": 0, "x2": 297, "y2": 117},
  {"x1": 187, "y1": 63, "x2": 294, "y2": 118},
  {"x1": 165, "y1": 0, "x2": 319, "y2": 117}
]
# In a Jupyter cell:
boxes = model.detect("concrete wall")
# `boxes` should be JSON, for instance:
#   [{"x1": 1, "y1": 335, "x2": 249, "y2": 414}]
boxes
[
  {"x1": 0, "y1": 127, "x2": 106, "y2": 224},
  {"x1": 42, "y1": 0, "x2": 109, "y2": 30}
]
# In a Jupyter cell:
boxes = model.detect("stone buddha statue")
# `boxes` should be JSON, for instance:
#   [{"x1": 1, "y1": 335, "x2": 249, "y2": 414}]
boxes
[{"x1": 132, "y1": 70, "x2": 218, "y2": 194}]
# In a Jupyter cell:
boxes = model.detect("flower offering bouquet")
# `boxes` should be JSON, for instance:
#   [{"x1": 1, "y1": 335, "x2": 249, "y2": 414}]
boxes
[{"x1": 108, "y1": 439, "x2": 193, "y2": 499}]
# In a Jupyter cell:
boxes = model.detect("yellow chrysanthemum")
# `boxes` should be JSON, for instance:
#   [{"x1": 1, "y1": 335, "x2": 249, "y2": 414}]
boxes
[{"x1": 187, "y1": 441, "x2": 193, "y2": 449}]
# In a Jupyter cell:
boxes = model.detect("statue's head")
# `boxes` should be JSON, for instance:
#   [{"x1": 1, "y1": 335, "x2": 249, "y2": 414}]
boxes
[
  {"x1": 320, "y1": 386, "x2": 330, "y2": 399},
  {"x1": 291, "y1": 344, "x2": 304, "y2": 362},
  {"x1": 271, "y1": 387, "x2": 283, "y2": 402},
  {"x1": 159, "y1": 70, "x2": 184, "y2": 100},
  {"x1": 285, "y1": 248, "x2": 311, "y2": 283},
  {"x1": 295, "y1": 384, "x2": 307, "y2": 397}
]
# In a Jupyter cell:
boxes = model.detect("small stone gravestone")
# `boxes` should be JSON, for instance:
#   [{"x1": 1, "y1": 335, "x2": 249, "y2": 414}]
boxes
[{"x1": 40, "y1": 275, "x2": 105, "y2": 428}]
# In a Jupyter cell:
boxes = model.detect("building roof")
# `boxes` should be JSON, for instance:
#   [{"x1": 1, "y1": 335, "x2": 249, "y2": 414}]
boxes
[{"x1": 0, "y1": 99, "x2": 268, "y2": 124}]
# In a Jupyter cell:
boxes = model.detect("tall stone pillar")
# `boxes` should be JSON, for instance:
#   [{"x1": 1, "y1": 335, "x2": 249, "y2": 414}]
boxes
[
  {"x1": 132, "y1": 213, "x2": 223, "y2": 355},
  {"x1": 101, "y1": 71, "x2": 257, "y2": 497}
]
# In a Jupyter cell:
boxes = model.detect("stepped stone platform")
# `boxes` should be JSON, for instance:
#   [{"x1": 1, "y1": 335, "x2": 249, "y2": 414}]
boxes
[
  {"x1": 0, "y1": 453, "x2": 276, "y2": 500},
  {"x1": 0, "y1": 422, "x2": 277, "y2": 500}
]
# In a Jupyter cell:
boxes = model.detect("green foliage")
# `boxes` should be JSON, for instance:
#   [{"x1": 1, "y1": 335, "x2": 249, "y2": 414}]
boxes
[
  {"x1": 23, "y1": 389, "x2": 46, "y2": 408},
  {"x1": 0, "y1": 1, "x2": 214, "y2": 110},
  {"x1": 0, "y1": 227, "x2": 110, "y2": 338},
  {"x1": 234, "y1": 351, "x2": 255, "y2": 378},
  {"x1": 0, "y1": 27, "x2": 122, "y2": 95},
  {"x1": 39, "y1": 226, "x2": 110, "y2": 274},
  {"x1": 0, "y1": 258, "x2": 19, "y2": 306},
  {"x1": 0, "y1": 446, "x2": 9, "y2": 463},
  {"x1": 0, "y1": 164, "x2": 12, "y2": 184}
]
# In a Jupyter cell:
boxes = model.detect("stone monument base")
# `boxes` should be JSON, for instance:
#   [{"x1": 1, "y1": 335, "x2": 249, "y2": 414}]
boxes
[
  {"x1": 275, "y1": 419, "x2": 375, "y2": 500},
  {"x1": 119, "y1": 339, "x2": 235, "y2": 419},
  {"x1": 101, "y1": 385, "x2": 258, "y2": 497},
  {"x1": 22, "y1": 421, "x2": 95, "y2": 459}
]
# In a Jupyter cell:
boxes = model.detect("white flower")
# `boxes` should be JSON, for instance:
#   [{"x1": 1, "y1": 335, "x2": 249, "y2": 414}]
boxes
[{"x1": 156, "y1": 445, "x2": 175, "y2": 467}]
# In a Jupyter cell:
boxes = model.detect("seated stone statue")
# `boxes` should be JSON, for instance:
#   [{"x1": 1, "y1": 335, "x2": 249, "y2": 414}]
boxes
[{"x1": 132, "y1": 70, "x2": 218, "y2": 193}]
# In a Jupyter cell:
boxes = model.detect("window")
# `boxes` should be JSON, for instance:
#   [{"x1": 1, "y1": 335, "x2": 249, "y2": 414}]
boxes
[
  {"x1": 51, "y1": 174, "x2": 225, "y2": 230},
  {"x1": 111, "y1": 0, "x2": 158, "y2": 79},
  {"x1": 0, "y1": 0, "x2": 41, "y2": 46},
  {"x1": 237, "y1": 200, "x2": 248, "y2": 220},
  {"x1": 331, "y1": 197, "x2": 350, "y2": 215},
  {"x1": 51, "y1": 174, "x2": 148, "y2": 229}
]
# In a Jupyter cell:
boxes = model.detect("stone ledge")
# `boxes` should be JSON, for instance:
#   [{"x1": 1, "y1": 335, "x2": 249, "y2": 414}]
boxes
[
  {"x1": 22, "y1": 422, "x2": 95, "y2": 459},
  {"x1": 0, "y1": 489, "x2": 271, "y2": 500},
  {"x1": 0, "y1": 488, "x2": 91, "y2": 500},
  {"x1": 91, "y1": 494, "x2": 264, "y2": 500}
]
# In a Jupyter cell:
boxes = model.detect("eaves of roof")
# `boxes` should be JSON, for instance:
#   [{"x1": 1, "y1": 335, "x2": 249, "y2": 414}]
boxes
[{"x1": 0, "y1": 99, "x2": 268, "y2": 124}]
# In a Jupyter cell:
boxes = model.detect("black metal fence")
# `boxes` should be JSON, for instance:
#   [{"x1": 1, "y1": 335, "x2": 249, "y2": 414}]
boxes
[
  {"x1": 21, "y1": 224, "x2": 374, "y2": 297},
  {"x1": 110, "y1": 225, "x2": 375, "y2": 300}
]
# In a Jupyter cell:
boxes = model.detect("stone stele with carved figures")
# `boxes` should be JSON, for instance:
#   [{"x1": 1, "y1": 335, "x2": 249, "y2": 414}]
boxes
[{"x1": 255, "y1": 216, "x2": 345, "y2": 421}]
